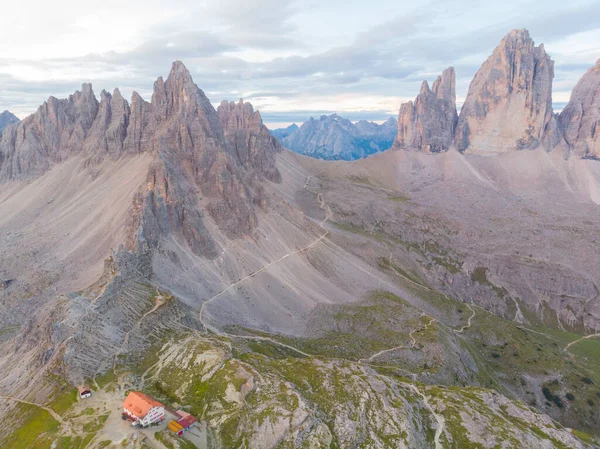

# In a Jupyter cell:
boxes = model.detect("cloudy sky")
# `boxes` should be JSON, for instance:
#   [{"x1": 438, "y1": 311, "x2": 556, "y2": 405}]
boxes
[{"x1": 1, "y1": 0, "x2": 599, "y2": 128}]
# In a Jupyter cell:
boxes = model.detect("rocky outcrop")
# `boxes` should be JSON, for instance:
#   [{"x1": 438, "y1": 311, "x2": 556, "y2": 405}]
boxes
[
  {"x1": 276, "y1": 114, "x2": 397, "y2": 160},
  {"x1": 85, "y1": 88, "x2": 130, "y2": 157},
  {"x1": 559, "y1": 59, "x2": 600, "y2": 158},
  {"x1": 0, "y1": 61, "x2": 281, "y2": 246},
  {"x1": 0, "y1": 111, "x2": 19, "y2": 132},
  {"x1": 395, "y1": 67, "x2": 458, "y2": 152},
  {"x1": 218, "y1": 99, "x2": 282, "y2": 183},
  {"x1": 0, "y1": 85, "x2": 100, "y2": 180},
  {"x1": 456, "y1": 29, "x2": 555, "y2": 153}
]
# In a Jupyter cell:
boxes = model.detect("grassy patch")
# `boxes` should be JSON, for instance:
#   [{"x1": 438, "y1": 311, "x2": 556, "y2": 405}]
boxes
[
  {"x1": 388, "y1": 194, "x2": 410, "y2": 203},
  {"x1": 1, "y1": 404, "x2": 59, "y2": 449},
  {"x1": 48, "y1": 388, "x2": 78, "y2": 416}
]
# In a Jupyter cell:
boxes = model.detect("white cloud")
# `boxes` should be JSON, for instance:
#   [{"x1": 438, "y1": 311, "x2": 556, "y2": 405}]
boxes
[{"x1": 1, "y1": 0, "x2": 599, "y2": 120}]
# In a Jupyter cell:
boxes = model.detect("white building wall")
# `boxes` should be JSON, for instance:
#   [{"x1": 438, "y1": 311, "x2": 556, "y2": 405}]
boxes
[{"x1": 139, "y1": 406, "x2": 165, "y2": 426}]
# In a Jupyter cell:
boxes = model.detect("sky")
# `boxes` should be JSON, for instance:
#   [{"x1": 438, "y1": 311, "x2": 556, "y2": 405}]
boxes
[{"x1": 1, "y1": 0, "x2": 599, "y2": 129}]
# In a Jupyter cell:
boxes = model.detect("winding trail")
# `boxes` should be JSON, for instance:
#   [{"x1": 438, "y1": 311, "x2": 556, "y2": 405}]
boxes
[
  {"x1": 360, "y1": 316, "x2": 436, "y2": 363},
  {"x1": 198, "y1": 175, "x2": 330, "y2": 351},
  {"x1": 456, "y1": 303, "x2": 476, "y2": 334},
  {"x1": 0, "y1": 395, "x2": 71, "y2": 433},
  {"x1": 402, "y1": 384, "x2": 445, "y2": 449},
  {"x1": 565, "y1": 333, "x2": 600, "y2": 352}
]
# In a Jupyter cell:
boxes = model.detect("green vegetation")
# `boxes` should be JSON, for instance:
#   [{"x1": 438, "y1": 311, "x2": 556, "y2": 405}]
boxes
[
  {"x1": 1, "y1": 404, "x2": 59, "y2": 449},
  {"x1": 48, "y1": 388, "x2": 78, "y2": 416},
  {"x1": 155, "y1": 431, "x2": 176, "y2": 449},
  {"x1": 95, "y1": 369, "x2": 118, "y2": 389},
  {"x1": 252, "y1": 290, "x2": 432, "y2": 360},
  {"x1": 388, "y1": 194, "x2": 410, "y2": 203}
]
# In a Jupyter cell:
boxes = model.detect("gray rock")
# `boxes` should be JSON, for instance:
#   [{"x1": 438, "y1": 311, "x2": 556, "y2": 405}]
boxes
[
  {"x1": 270, "y1": 123, "x2": 298, "y2": 140},
  {"x1": 559, "y1": 59, "x2": 600, "y2": 158},
  {"x1": 277, "y1": 114, "x2": 397, "y2": 160},
  {"x1": 217, "y1": 99, "x2": 282, "y2": 183},
  {"x1": 395, "y1": 67, "x2": 458, "y2": 152},
  {"x1": 456, "y1": 29, "x2": 555, "y2": 153},
  {"x1": 0, "y1": 111, "x2": 19, "y2": 132}
]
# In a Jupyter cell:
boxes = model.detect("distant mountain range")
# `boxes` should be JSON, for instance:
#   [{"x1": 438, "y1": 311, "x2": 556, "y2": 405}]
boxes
[
  {"x1": 0, "y1": 110, "x2": 19, "y2": 131},
  {"x1": 271, "y1": 114, "x2": 397, "y2": 161},
  {"x1": 270, "y1": 123, "x2": 299, "y2": 141}
]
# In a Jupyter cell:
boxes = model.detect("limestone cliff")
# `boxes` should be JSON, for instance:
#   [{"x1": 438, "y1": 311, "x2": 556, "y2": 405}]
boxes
[
  {"x1": 217, "y1": 99, "x2": 282, "y2": 183},
  {"x1": 0, "y1": 62, "x2": 280, "y2": 247},
  {"x1": 395, "y1": 67, "x2": 458, "y2": 152},
  {"x1": 455, "y1": 29, "x2": 555, "y2": 153},
  {"x1": 559, "y1": 59, "x2": 600, "y2": 158}
]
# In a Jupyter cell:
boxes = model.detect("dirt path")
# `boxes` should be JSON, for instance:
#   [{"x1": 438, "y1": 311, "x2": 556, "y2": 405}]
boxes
[
  {"x1": 456, "y1": 303, "x2": 476, "y2": 334},
  {"x1": 360, "y1": 316, "x2": 436, "y2": 363},
  {"x1": 565, "y1": 333, "x2": 600, "y2": 351},
  {"x1": 0, "y1": 395, "x2": 71, "y2": 433},
  {"x1": 198, "y1": 175, "x2": 331, "y2": 342},
  {"x1": 401, "y1": 384, "x2": 445, "y2": 449}
]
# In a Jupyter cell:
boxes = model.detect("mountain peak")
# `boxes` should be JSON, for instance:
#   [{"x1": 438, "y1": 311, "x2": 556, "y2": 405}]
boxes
[
  {"x1": 170, "y1": 60, "x2": 191, "y2": 77},
  {"x1": 395, "y1": 67, "x2": 457, "y2": 153},
  {"x1": 505, "y1": 28, "x2": 531, "y2": 41},
  {"x1": 559, "y1": 58, "x2": 600, "y2": 157},
  {"x1": 0, "y1": 110, "x2": 20, "y2": 132},
  {"x1": 456, "y1": 28, "x2": 554, "y2": 153},
  {"x1": 277, "y1": 112, "x2": 397, "y2": 160},
  {"x1": 432, "y1": 67, "x2": 456, "y2": 103}
]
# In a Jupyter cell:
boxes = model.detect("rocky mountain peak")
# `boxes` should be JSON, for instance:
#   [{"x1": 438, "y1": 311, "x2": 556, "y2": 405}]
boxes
[
  {"x1": 276, "y1": 113, "x2": 397, "y2": 160},
  {"x1": 455, "y1": 29, "x2": 555, "y2": 153},
  {"x1": 558, "y1": 59, "x2": 600, "y2": 158},
  {"x1": 0, "y1": 110, "x2": 20, "y2": 132},
  {"x1": 217, "y1": 98, "x2": 282, "y2": 183},
  {"x1": 394, "y1": 67, "x2": 458, "y2": 153},
  {"x1": 432, "y1": 67, "x2": 456, "y2": 103}
]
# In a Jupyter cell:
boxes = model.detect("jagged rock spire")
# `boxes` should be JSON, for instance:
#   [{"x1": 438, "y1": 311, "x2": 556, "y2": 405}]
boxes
[
  {"x1": 455, "y1": 29, "x2": 555, "y2": 153},
  {"x1": 395, "y1": 67, "x2": 458, "y2": 153},
  {"x1": 559, "y1": 59, "x2": 600, "y2": 158}
]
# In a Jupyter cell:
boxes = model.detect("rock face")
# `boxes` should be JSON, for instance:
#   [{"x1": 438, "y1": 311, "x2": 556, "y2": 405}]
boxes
[
  {"x1": 395, "y1": 67, "x2": 458, "y2": 152},
  {"x1": 456, "y1": 29, "x2": 555, "y2": 153},
  {"x1": 217, "y1": 99, "x2": 282, "y2": 183},
  {"x1": 559, "y1": 59, "x2": 600, "y2": 158},
  {"x1": 0, "y1": 111, "x2": 19, "y2": 132},
  {"x1": 0, "y1": 61, "x2": 280, "y2": 248},
  {"x1": 276, "y1": 114, "x2": 397, "y2": 160}
]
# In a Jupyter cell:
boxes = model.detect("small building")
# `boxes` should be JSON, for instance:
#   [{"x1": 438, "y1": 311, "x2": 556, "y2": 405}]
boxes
[
  {"x1": 122, "y1": 391, "x2": 165, "y2": 427},
  {"x1": 168, "y1": 410, "x2": 197, "y2": 436},
  {"x1": 78, "y1": 385, "x2": 92, "y2": 399}
]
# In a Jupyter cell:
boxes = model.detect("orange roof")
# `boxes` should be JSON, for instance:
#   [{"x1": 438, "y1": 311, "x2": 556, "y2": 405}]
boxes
[{"x1": 122, "y1": 391, "x2": 164, "y2": 419}]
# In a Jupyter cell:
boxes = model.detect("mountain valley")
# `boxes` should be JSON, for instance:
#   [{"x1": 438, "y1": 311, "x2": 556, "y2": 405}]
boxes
[{"x1": 0, "y1": 28, "x2": 599, "y2": 449}]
